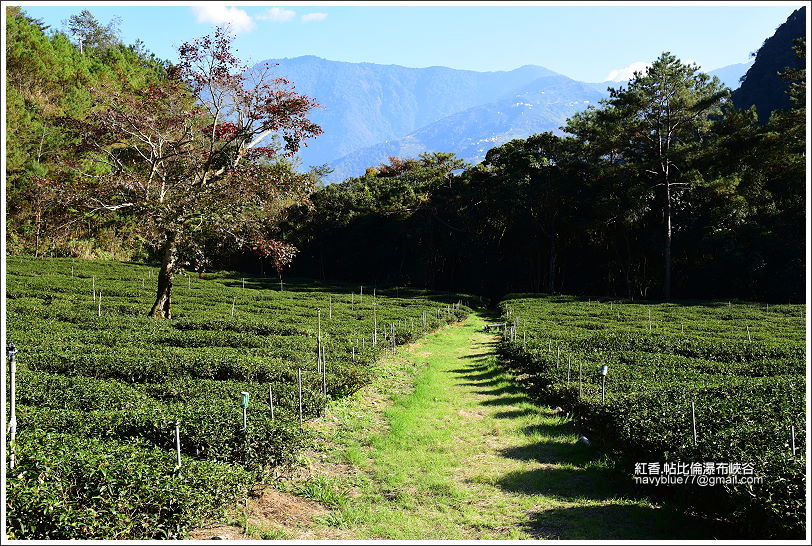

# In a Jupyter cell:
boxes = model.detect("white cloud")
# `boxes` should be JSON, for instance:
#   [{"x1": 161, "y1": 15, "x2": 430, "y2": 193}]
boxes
[
  {"x1": 192, "y1": 6, "x2": 255, "y2": 33},
  {"x1": 256, "y1": 7, "x2": 296, "y2": 22},
  {"x1": 603, "y1": 61, "x2": 650, "y2": 83},
  {"x1": 302, "y1": 12, "x2": 328, "y2": 22}
]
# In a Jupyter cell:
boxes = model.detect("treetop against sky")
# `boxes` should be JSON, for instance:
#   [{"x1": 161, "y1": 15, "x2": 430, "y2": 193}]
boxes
[{"x1": 12, "y1": 1, "x2": 804, "y2": 82}]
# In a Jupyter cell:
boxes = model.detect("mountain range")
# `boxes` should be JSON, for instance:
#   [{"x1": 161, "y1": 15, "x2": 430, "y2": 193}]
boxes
[{"x1": 255, "y1": 56, "x2": 752, "y2": 182}]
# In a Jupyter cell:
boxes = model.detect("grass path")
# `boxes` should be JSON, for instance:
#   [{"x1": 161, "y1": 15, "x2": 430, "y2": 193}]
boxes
[{"x1": 226, "y1": 312, "x2": 725, "y2": 540}]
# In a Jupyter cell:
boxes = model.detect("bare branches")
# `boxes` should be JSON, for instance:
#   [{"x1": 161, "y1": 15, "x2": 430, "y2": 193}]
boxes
[{"x1": 88, "y1": 198, "x2": 135, "y2": 212}]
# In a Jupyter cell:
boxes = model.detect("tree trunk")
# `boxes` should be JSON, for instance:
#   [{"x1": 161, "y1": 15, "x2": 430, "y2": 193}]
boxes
[
  {"x1": 664, "y1": 181, "x2": 672, "y2": 301},
  {"x1": 149, "y1": 232, "x2": 178, "y2": 319},
  {"x1": 548, "y1": 235, "x2": 557, "y2": 294},
  {"x1": 34, "y1": 212, "x2": 42, "y2": 258}
]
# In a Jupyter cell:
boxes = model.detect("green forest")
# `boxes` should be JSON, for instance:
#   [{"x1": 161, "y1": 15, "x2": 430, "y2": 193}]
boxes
[{"x1": 5, "y1": 6, "x2": 806, "y2": 305}]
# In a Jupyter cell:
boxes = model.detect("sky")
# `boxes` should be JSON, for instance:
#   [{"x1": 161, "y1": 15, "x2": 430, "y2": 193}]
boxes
[{"x1": 10, "y1": 1, "x2": 807, "y2": 83}]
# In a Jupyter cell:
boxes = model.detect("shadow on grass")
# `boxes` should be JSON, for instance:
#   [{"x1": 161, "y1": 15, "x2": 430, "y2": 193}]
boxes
[
  {"x1": 480, "y1": 395, "x2": 527, "y2": 407},
  {"x1": 499, "y1": 442, "x2": 588, "y2": 465},
  {"x1": 453, "y1": 369, "x2": 502, "y2": 383},
  {"x1": 459, "y1": 352, "x2": 491, "y2": 360},
  {"x1": 520, "y1": 422, "x2": 576, "y2": 438},
  {"x1": 457, "y1": 378, "x2": 504, "y2": 388},
  {"x1": 492, "y1": 418, "x2": 733, "y2": 539},
  {"x1": 495, "y1": 464, "x2": 640, "y2": 502},
  {"x1": 475, "y1": 384, "x2": 523, "y2": 397},
  {"x1": 492, "y1": 408, "x2": 536, "y2": 419},
  {"x1": 449, "y1": 332, "x2": 734, "y2": 540},
  {"x1": 526, "y1": 503, "x2": 731, "y2": 540}
]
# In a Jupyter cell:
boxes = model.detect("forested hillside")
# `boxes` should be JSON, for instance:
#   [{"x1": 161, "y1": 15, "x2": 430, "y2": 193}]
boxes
[
  {"x1": 733, "y1": 6, "x2": 806, "y2": 123},
  {"x1": 283, "y1": 40, "x2": 805, "y2": 302},
  {"x1": 5, "y1": 7, "x2": 168, "y2": 258}
]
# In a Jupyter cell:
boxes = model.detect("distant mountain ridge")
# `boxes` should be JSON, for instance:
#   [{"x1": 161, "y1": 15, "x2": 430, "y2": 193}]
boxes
[
  {"x1": 255, "y1": 56, "x2": 558, "y2": 170},
  {"x1": 251, "y1": 56, "x2": 755, "y2": 182},
  {"x1": 329, "y1": 74, "x2": 608, "y2": 181},
  {"x1": 709, "y1": 61, "x2": 754, "y2": 91}
]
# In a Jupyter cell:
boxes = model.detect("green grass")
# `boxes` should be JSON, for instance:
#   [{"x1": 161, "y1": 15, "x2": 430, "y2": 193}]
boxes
[{"x1": 294, "y1": 313, "x2": 725, "y2": 539}]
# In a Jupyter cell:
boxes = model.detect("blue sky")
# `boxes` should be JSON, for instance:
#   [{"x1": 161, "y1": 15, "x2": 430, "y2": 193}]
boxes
[{"x1": 13, "y1": 2, "x2": 806, "y2": 82}]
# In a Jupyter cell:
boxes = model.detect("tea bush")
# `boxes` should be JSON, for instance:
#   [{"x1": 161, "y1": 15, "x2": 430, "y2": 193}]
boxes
[
  {"x1": 497, "y1": 295, "x2": 805, "y2": 538},
  {"x1": 6, "y1": 256, "x2": 471, "y2": 538}
]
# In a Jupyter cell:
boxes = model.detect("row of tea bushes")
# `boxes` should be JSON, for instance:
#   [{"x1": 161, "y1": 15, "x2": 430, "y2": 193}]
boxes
[
  {"x1": 6, "y1": 430, "x2": 256, "y2": 539},
  {"x1": 6, "y1": 257, "x2": 471, "y2": 538},
  {"x1": 497, "y1": 295, "x2": 805, "y2": 538}
]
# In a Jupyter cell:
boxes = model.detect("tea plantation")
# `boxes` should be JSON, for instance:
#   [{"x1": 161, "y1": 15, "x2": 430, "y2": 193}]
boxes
[
  {"x1": 5, "y1": 257, "x2": 470, "y2": 539},
  {"x1": 497, "y1": 295, "x2": 806, "y2": 538}
]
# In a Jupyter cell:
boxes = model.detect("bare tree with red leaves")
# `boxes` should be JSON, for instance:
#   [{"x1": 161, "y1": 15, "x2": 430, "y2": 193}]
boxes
[
  {"x1": 65, "y1": 27, "x2": 322, "y2": 318},
  {"x1": 252, "y1": 237, "x2": 299, "y2": 291}
]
